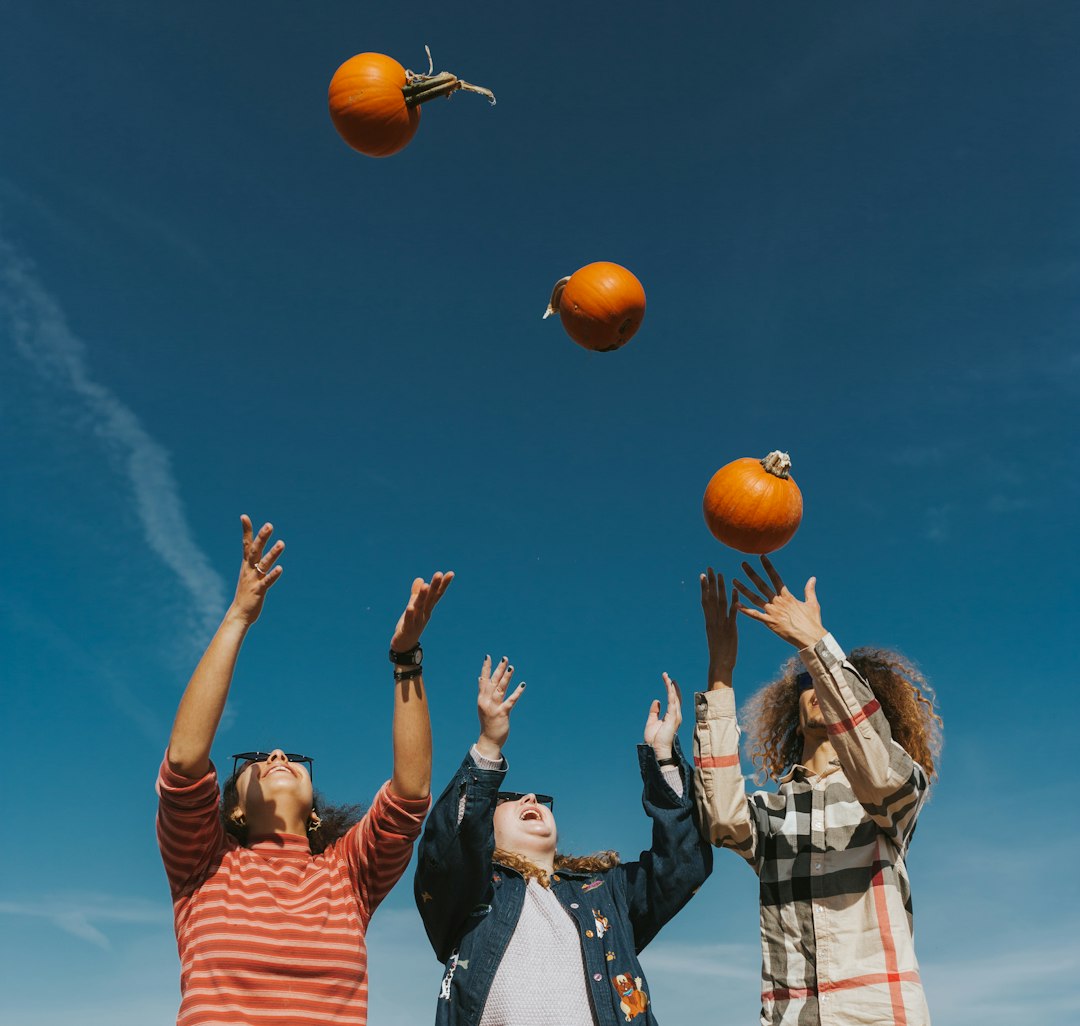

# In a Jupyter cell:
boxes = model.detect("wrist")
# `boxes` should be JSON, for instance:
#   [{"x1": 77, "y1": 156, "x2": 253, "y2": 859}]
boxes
[
  {"x1": 223, "y1": 606, "x2": 254, "y2": 632},
  {"x1": 475, "y1": 734, "x2": 503, "y2": 761},
  {"x1": 651, "y1": 743, "x2": 673, "y2": 761},
  {"x1": 792, "y1": 627, "x2": 828, "y2": 650}
]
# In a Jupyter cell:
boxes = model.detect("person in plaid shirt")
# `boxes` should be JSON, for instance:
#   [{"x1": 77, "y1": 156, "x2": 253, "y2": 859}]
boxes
[{"x1": 693, "y1": 556, "x2": 943, "y2": 1026}]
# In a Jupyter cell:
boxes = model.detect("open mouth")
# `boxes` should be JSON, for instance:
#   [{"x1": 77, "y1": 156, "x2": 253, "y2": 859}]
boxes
[{"x1": 520, "y1": 808, "x2": 543, "y2": 822}]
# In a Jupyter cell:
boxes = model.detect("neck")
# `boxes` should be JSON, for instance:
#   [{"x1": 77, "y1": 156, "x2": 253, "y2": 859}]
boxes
[
  {"x1": 245, "y1": 807, "x2": 311, "y2": 838},
  {"x1": 800, "y1": 732, "x2": 839, "y2": 777}
]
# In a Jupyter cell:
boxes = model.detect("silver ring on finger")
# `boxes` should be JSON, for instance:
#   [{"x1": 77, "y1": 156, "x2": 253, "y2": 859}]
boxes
[{"x1": 253, "y1": 562, "x2": 267, "y2": 576}]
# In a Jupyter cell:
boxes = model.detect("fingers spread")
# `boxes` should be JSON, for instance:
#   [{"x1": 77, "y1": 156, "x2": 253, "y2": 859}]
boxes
[
  {"x1": 760, "y1": 555, "x2": 786, "y2": 594},
  {"x1": 503, "y1": 682, "x2": 526, "y2": 708},
  {"x1": 733, "y1": 579, "x2": 766, "y2": 608},
  {"x1": 741, "y1": 561, "x2": 775, "y2": 599}
]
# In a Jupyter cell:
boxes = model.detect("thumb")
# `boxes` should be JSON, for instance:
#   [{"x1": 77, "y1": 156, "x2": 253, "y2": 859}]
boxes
[
  {"x1": 805, "y1": 576, "x2": 818, "y2": 606},
  {"x1": 645, "y1": 699, "x2": 660, "y2": 728}
]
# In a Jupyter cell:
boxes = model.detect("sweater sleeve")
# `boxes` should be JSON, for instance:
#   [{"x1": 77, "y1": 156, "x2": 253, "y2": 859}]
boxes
[
  {"x1": 620, "y1": 740, "x2": 713, "y2": 952},
  {"x1": 801, "y1": 633, "x2": 929, "y2": 850},
  {"x1": 156, "y1": 757, "x2": 227, "y2": 899},
  {"x1": 337, "y1": 782, "x2": 431, "y2": 930},
  {"x1": 693, "y1": 688, "x2": 767, "y2": 871},
  {"x1": 414, "y1": 750, "x2": 507, "y2": 963}
]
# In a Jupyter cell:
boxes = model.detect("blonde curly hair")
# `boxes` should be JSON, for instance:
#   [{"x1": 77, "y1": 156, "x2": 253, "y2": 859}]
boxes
[
  {"x1": 492, "y1": 848, "x2": 621, "y2": 888},
  {"x1": 743, "y1": 647, "x2": 943, "y2": 784}
]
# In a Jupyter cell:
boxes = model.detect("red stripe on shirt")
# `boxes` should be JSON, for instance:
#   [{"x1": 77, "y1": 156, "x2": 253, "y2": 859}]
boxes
[
  {"x1": 870, "y1": 838, "x2": 908, "y2": 1026},
  {"x1": 694, "y1": 754, "x2": 741, "y2": 768},
  {"x1": 826, "y1": 698, "x2": 881, "y2": 736},
  {"x1": 763, "y1": 971, "x2": 920, "y2": 1003}
]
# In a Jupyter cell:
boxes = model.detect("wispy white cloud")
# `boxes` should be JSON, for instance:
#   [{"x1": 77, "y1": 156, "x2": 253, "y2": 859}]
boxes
[
  {"x1": 0, "y1": 232, "x2": 226, "y2": 639},
  {"x1": 922, "y1": 934, "x2": 1080, "y2": 1025},
  {"x1": 0, "y1": 892, "x2": 170, "y2": 950}
]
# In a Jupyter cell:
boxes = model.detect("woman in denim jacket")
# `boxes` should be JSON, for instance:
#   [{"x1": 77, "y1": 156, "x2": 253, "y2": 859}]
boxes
[{"x1": 414, "y1": 655, "x2": 712, "y2": 1025}]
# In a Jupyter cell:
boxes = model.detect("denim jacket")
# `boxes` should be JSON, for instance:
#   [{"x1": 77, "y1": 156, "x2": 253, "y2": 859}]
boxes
[{"x1": 414, "y1": 740, "x2": 712, "y2": 1025}]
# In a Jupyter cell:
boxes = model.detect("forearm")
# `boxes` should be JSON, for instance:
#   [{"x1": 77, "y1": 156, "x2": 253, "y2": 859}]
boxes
[
  {"x1": 693, "y1": 689, "x2": 757, "y2": 856},
  {"x1": 167, "y1": 609, "x2": 250, "y2": 777},
  {"x1": 706, "y1": 656, "x2": 735, "y2": 691},
  {"x1": 800, "y1": 635, "x2": 916, "y2": 799},
  {"x1": 390, "y1": 672, "x2": 432, "y2": 800}
]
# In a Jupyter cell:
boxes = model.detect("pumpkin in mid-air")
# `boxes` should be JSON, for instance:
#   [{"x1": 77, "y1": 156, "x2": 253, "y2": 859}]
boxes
[
  {"x1": 328, "y1": 49, "x2": 494, "y2": 158},
  {"x1": 544, "y1": 262, "x2": 646, "y2": 352},
  {"x1": 702, "y1": 451, "x2": 804, "y2": 554}
]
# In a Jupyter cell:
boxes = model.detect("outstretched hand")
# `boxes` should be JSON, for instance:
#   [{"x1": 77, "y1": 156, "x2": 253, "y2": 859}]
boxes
[
  {"x1": 701, "y1": 567, "x2": 739, "y2": 680},
  {"x1": 476, "y1": 655, "x2": 525, "y2": 760},
  {"x1": 231, "y1": 514, "x2": 285, "y2": 626},
  {"x1": 643, "y1": 673, "x2": 682, "y2": 760},
  {"x1": 390, "y1": 572, "x2": 454, "y2": 653},
  {"x1": 733, "y1": 555, "x2": 826, "y2": 650}
]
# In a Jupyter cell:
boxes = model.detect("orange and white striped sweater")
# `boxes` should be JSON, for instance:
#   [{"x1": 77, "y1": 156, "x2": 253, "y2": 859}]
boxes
[{"x1": 157, "y1": 759, "x2": 429, "y2": 1026}]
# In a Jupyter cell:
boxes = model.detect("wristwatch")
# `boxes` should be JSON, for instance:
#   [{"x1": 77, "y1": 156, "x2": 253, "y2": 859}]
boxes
[{"x1": 389, "y1": 643, "x2": 423, "y2": 666}]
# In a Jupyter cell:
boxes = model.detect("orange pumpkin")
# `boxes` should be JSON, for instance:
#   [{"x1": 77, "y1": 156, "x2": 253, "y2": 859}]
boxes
[
  {"x1": 328, "y1": 49, "x2": 494, "y2": 158},
  {"x1": 702, "y1": 451, "x2": 804, "y2": 554},
  {"x1": 544, "y1": 262, "x2": 646, "y2": 352}
]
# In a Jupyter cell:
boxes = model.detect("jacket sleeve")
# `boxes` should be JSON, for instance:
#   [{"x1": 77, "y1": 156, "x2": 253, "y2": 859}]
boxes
[
  {"x1": 337, "y1": 782, "x2": 430, "y2": 930},
  {"x1": 692, "y1": 688, "x2": 769, "y2": 872},
  {"x1": 801, "y1": 633, "x2": 929, "y2": 850},
  {"x1": 413, "y1": 750, "x2": 507, "y2": 963},
  {"x1": 619, "y1": 739, "x2": 714, "y2": 952}
]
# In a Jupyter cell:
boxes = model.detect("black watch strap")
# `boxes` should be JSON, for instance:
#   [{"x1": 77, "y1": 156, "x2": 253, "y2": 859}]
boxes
[
  {"x1": 389, "y1": 643, "x2": 422, "y2": 666},
  {"x1": 394, "y1": 665, "x2": 424, "y2": 682},
  {"x1": 656, "y1": 755, "x2": 680, "y2": 767}
]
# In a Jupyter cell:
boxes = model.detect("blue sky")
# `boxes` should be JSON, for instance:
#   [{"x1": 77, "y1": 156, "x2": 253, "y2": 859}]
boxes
[{"x1": 1, "y1": 1, "x2": 1078, "y2": 1022}]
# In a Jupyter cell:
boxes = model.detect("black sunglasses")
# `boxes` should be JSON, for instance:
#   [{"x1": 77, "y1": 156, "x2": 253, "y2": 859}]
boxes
[
  {"x1": 231, "y1": 751, "x2": 314, "y2": 784},
  {"x1": 496, "y1": 791, "x2": 554, "y2": 811}
]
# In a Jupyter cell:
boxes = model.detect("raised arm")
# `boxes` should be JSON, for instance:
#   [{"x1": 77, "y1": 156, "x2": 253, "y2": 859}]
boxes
[
  {"x1": 415, "y1": 655, "x2": 524, "y2": 962},
  {"x1": 166, "y1": 515, "x2": 284, "y2": 778},
  {"x1": 387, "y1": 572, "x2": 454, "y2": 800},
  {"x1": 735, "y1": 556, "x2": 927, "y2": 841},
  {"x1": 623, "y1": 675, "x2": 713, "y2": 950},
  {"x1": 692, "y1": 569, "x2": 763, "y2": 866}
]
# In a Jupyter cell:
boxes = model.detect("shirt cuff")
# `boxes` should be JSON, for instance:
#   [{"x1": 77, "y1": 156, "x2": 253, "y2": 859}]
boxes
[
  {"x1": 799, "y1": 632, "x2": 846, "y2": 672},
  {"x1": 469, "y1": 745, "x2": 507, "y2": 772},
  {"x1": 695, "y1": 687, "x2": 738, "y2": 720},
  {"x1": 660, "y1": 764, "x2": 684, "y2": 797}
]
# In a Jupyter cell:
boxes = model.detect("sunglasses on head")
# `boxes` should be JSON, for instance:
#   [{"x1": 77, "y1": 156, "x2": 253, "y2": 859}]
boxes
[
  {"x1": 496, "y1": 791, "x2": 554, "y2": 811},
  {"x1": 231, "y1": 751, "x2": 314, "y2": 784}
]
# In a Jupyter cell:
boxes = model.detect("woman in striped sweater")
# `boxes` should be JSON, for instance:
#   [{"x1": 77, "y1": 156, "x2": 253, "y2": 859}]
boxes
[{"x1": 157, "y1": 514, "x2": 452, "y2": 1026}]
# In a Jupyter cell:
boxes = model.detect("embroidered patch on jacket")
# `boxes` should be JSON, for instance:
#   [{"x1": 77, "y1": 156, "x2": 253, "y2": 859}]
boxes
[
  {"x1": 581, "y1": 879, "x2": 604, "y2": 892},
  {"x1": 592, "y1": 910, "x2": 609, "y2": 938},
  {"x1": 611, "y1": 973, "x2": 649, "y2": 1021},
  {"x1": 606, "y1": 950, "x2": 616, "y2": 962}
]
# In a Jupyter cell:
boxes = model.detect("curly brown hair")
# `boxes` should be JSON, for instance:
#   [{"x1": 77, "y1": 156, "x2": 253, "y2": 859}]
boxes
[
  {"x1": 742, "y1": 647, "x2": 943, "y2": 784},
  {"x1": 220, "y1": 768, "x2": 365, "y2": 856},
  {"x1": 493, "y1": 848, "x2": 621, "y2": 888}
]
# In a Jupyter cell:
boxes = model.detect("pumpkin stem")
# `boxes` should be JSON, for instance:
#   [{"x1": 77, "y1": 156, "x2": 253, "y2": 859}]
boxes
[
  {"x1": 403, "y1": 47, "x2": 496, "y2": 107},
  {"x1": 760, "y1": 451, "x2": 793, "y2": 478},
  {"x1": 543, "y1": 277, "x2": 572, "y2": 320}
]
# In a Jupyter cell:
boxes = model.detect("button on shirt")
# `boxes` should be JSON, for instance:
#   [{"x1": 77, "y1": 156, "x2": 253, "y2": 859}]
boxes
[{"x1": 693, "y1": 634, "x2": 932, "y2": 1026}]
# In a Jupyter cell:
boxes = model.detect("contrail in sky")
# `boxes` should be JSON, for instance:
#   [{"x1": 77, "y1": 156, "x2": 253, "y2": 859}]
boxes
[{"x1": 0, "y1": 232, "x2": 226, "y2": 635}]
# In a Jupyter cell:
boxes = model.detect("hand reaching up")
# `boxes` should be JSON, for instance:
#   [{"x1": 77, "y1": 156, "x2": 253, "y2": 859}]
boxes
[
  {"x1": 476, "y1": 655, "x2": 525, "y2": 760},
  {"x1": 644, "y1": 673, "x2": 682, "y2": 761}
]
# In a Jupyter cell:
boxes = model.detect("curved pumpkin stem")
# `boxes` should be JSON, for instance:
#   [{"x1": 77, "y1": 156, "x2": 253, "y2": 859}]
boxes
[
  {"x1": 404, "y1": 46, "x2": 496, "y2": 107},
  {"x1": 760, "y1": 451, "x2": 793, "y2": 478},
  {"x1": 543, "y1": 277, "x2": 571, "y2": 319}
]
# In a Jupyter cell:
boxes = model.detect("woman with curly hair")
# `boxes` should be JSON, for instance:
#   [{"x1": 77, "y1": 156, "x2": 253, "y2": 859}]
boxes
[
  {"x1": 415, "y1": 655, "x2": 712, "y2": 1025},
  {"x1": 157, "y1": 514, "x2": 453, "y2": 1026},
  {"x1": 693, "y1": 556, "x2": 942, "y2": 1026}
]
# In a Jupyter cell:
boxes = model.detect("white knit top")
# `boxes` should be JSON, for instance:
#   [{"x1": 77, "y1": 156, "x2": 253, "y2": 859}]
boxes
[{"x1": 479, "y1": 879, "x2": 596, "y2": 1026}]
